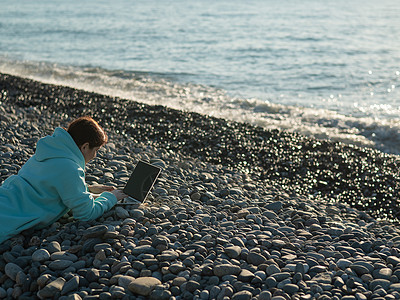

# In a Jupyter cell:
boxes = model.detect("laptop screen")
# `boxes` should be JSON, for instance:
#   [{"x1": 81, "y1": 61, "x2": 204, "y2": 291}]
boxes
[{"x1": 123, "y1": 160, "x2": 161, "y2": 202}]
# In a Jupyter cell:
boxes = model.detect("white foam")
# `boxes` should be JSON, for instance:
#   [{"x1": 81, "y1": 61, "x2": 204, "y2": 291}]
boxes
[{"x1": 1, "y1": 58, "x2": 400, "y2": 155}]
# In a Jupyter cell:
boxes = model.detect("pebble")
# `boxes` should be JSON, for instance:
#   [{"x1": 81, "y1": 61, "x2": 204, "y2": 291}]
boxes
[
  {"x1": 213, "y1": 264, "x2": 242, "y2": 277},
  {"x1": 390, "y1": 283, "x2": 400, "y2": 292},
  {"x1": 83, "y1": 225, "x2": 108, "y2": 239},
  {"x1": 172, "y1": 277, "x2": 186, "y2": 286},
  {"x1": 0, "y1": 287, "x2": 6, "y2": 298},
  {"x1": 225, "y1": 245, "x2": 242, "y2": 258},
  {"x1": 115, "y1": 206, "x2": 130, "y2": 219},
  {"x1": 131, "y1": 245, "x2": 159, "y2": 256},
  {"x1": 232, "y1": 290, "x2": 253, "y2": 300},
  {"x1": 266, "y1": 264, "x2": 281, "y2": 276},
  {"x1": 49, "y1": 260, "x2": 74, "y2": 271},
  {"x1": 186, "y1": 280, "x2": 200, "y2": 292},
  {"x1": 231, "y1": 237, "x2": 245, "y2": 248},
  {"x1": 5, "y1": 263, "x2": 23, "y2": 281},
  {"x1": 131, "y1": 209, "x2": 144, "y2": 219},
  {"x1": 158, "y1": 249, "x2": 179, "y2": 261},
  {"x1": 271, "y1": 272, "x2": 291, "y2": 282},
  {"x1": 283, "y1": 283, "x2": 300, "y2": 294},
  {"x1": 265, "y1": 201, "x2": 283, "y2": 212},
  {"x1": 200, "y1": 290, "x2": 209, "y2": 299},
  {"x1": 238, "y1": 269, "x2": 254, "y2": 282},
  {"x1": 373, "y1": 268, "x2": 392, "y2": 280},
  {"x1": 37, "y1": 277, "x2": 66, "y2": 299},
  {"x1": 61, "y1": 276, "x2": 79, "y2": 295},
  {"x1": 259, "y1": 290, "x2": 272, "y2": 300},
  {"x1": 128, "y1": 277, "x2": 161, "y2": 296},
  {"x1": 247, "y1": 252, "x2": 266, "y2": 265},
  {"x1": 337, "y1": 258, "x2": 352, "y2": 270},
  {"x1": 32, "y1": 249, "x2": 51, "y2": 262},
  {"x1": 370, "y1": 279, "x2": 391, "y2": 291},
  {"x1": 350, "y1": 264, "x2": 370, "y2": 276},
  {"x1": 388, "y1": 256, "x2": 400, "y2": 266},
  {"x1": 51, "y1": 252, "x2": 78, "y2": 262},
  {"x1": 117, "y1": 275, "x2": 136, "y2": 289}
]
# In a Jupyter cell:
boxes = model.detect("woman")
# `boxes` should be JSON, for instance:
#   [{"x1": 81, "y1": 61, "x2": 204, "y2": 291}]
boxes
[{"x1": 0, "y1": 116, "x2": 126, "y2": 244}]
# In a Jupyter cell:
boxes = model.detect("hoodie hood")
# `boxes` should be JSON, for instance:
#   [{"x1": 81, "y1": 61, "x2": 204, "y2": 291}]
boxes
[{"x1": 35, "y1": 127, "x2": 85, "y2": 168}]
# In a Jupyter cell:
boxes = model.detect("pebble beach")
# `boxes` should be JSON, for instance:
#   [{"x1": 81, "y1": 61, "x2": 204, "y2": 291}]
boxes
[{"x1": 2, "y1": 73, "x2": 400, "y2": 300}]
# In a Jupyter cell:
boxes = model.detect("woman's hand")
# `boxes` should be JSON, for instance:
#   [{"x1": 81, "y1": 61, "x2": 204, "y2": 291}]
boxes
[
  {"x1": 89, "y1": 184, "x2": 115, "y2": 194},
  {"x1": 111, "y1": 189, "x2": 128, "y2": 201}
]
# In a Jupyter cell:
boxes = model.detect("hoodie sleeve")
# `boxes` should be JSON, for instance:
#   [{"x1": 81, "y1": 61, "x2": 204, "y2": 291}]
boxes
[{"x1": 54, "y1": 159, "x2": 117, "y2": 221}]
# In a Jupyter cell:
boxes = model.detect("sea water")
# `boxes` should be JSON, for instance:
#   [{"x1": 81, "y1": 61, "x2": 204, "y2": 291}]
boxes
[{"x1": 1, "y1": 0, "x2": 399, "y2": 154}]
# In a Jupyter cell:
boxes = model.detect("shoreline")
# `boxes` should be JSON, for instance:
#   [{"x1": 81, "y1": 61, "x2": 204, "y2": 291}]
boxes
[{"x1": 2, "y1": 73, "x2": 400, "y2": 299}]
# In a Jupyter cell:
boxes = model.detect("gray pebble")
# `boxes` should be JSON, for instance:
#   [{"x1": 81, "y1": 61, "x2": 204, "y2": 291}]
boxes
[
  {"x1": 46, "y1": 241, "x2": 62, "y2": 253},
  {"x1": 51, "y1": 252, "x2": 78, "y2": 262},
  {"x1": 83, "y1": 225, "x2": 108, "y2": 239},
  {"x1": 15, "y1": 271, "x2": 27, "y2": 285},
  {"x1": 390, "y1": 283, "x2": 400, "y2": 292},
  {"x1": 224, "y1": 246, "x2": 241, "y2": 259},
  {"x1": 185, "y1": 280, "x2": 201, "y2": 293},
  {"x1": 262, "y1": 210, "x2": 279, "y2": 220},
  {"x1": 115, "y1": 206, "x2": 130, "y2": 219},
  {"x1": 337, "y1": 258, "x2": 352, "y2": 270},
  {"x1": 254, "y1": 270, "x2": 267, "y2": 280},
  {"x1": 157, "y1": 249, "x2": 179, "y2": 261},
  {"x1": 264, "y1": 201, "x2": 283, "y2": 211},
  {"x1": 149, "y1": 289, "x2": 171, "y2": 300},
  {"x1": 110, "y1": 286, "x2": 125, "y2": 298},
  {"x1": 200, "y1": 290, "x2": 209, "y2": 300},
  {"x1": 283, "y1": 283, "x2": 300, "y2": 294},
  {"x1": 99, "y1": 292, "x2": 112, "y2": 300},
  {"x1": 238, "y1": 269, "x2": 254, "y2": 282},
  {"x1": 128, "y1": 277, "x2": 161, "y2": 296},
  {"x1": 370, "y1": 279, "x2": 391, "y2": 291},
  {"x1": 131, "y1": 245, "x2": 159, "y2": 255},
  {"x1": 213, "y1": 264, "x2": 241, "y2": 277},
  {"x1": 265, "y1": 277, "x2": 277, "y2": 288},
  {"x1": 118, "y1": 275, "x2": 136, "y2": 289},
  {"x1": 0, "y1": 287, "x2": 6, "y2": 298},
  {"x1": 247, "y1": 252, "x2": 266, "y2": 265},
  {"x1": 350, "y1": 261, "x2": 374, "y2": 273},
  {"x1": 32, "y1": 249, "x2": 51, "y2": 262},
  {"x1": 313, "y1": 272, "x2": 332, "y2": 284},
  {"x1": 61, "y1": 275, "x2": 79, "y2": 295},
  {"x1": 5, "y1": 263, "x2": 23, "y2": 281},
  {"x1": 49, "y1": 260, "x2": 74, "y2": 271},
  {"x1": 271, "y1": 272, "x2": 291, "y2": 282},
  {"x1": 231, "y1": 290, "x2": 253, "y2": 300},
  {"x1": 231, "y1": 237, "x2": 245, "y2": 248},
  {"x1": 266, "y1": 264, "x2": 281, "y2": 276},
  {"x1": 387, "y1": 256, "x2": 400, "y2": 266},
  {"x1": 259, "y1": 290, "x2": 272, "y2": 300},
  {"x1": 372, "y1": 268, "x2": 392, "y2": 280},
  {"x1": 37, "y1": 277, "x2": 66, "y2": 299}
]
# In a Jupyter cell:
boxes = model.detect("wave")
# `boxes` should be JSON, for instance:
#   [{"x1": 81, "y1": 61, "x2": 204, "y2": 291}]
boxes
[{"x1": 1, "y1": 57, "x2": 400, "y2": 156}]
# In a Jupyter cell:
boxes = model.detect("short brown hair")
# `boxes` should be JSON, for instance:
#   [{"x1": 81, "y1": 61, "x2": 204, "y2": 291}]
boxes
[{"x1": 67, "y1": 116, "x2": 108, "y2": 148}]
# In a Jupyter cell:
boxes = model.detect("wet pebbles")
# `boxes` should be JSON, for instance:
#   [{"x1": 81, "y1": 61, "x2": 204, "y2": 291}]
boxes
[{"x1": 1, "y1": 73, "x2": 400, "y2": 299}]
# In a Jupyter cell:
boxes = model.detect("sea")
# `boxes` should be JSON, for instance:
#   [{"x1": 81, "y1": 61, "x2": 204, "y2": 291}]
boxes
[{"x1": 1, "y1": 0, "x2": 399, "y2": 154}]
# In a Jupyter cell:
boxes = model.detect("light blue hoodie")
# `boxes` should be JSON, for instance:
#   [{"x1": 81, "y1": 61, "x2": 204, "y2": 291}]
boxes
[{"x1": 0, "y1": 127, "x2": 117, "y2": 244}]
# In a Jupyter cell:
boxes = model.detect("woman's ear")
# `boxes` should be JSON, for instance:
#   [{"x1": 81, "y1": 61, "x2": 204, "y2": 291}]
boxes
[{"x1": 80, "y1": 142, "x2": 90, "y2": 152}]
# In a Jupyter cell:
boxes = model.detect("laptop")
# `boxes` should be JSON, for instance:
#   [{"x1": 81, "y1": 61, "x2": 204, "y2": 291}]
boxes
[{"x1": 121, "y1": 160, "x2": 162, "y2": 203}]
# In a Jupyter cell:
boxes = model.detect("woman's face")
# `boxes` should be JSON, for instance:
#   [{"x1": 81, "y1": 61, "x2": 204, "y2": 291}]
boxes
[{"x1": 80, "y1": 143, "x2": 101, "y2": 164}]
